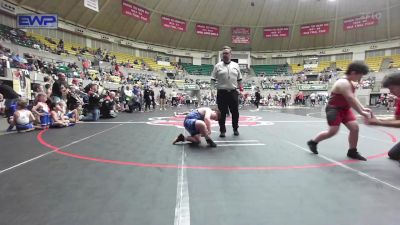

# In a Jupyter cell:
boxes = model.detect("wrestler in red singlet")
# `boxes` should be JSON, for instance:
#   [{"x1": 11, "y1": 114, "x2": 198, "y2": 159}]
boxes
[
  {"x1": 307, "y1": 61, "x2": 371, "y2": 161},
  {"x1": 394, "y1": 100, "x2": 400, "y2": 119},
  {"x1": 366, "y1": 72, "x2": 400, "y2": 161},
  {"x1": 325, "y1": 79, "x2": 356, "y2": 126}
]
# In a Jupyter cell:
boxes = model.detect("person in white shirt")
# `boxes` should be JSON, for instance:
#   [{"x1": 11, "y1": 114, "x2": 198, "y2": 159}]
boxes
[
  {"x1": 310, "y1": 92, "x2": 316, "y2": 107},
  {"x1": 211, "y1": 46, "x2": 243, "y2": 137}
]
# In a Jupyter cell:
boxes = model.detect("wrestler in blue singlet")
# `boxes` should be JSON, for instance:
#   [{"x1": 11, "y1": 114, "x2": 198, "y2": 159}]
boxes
[{"x1": 183, "y1": 110, "x2": 205, "y2": 136}]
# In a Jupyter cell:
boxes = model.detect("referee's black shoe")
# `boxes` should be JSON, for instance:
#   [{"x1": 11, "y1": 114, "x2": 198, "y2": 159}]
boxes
[{"x1": 233, "y1": 129, "x2": 239, "y2": 136}]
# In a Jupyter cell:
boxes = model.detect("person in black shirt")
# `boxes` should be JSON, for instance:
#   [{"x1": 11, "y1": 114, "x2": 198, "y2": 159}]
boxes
[
  {"x1": 0, "y1": 81, "x2": 19, "y2": 114},
  {"x1": 143, "y1": 86, "x2": 151, "y2": 112},
  {"x1": 100, "y1": 92, "x2": 117, "y2": 118},
  {"x1": 51, "y1": 73, "x2": 67, "y2": 103},
  {"x1": 254, "y1": 87, "x2": 261, "y2": 111},
  {"x1": 0, "y1": 81, "x2": 20, "y2": 131},
  {"x1": 82, "y1": 83, "x2": 101, "y2": 121},
  {"x1": 159, "y1": 87, "x2": 166, "y2": 110},
  {"x1": 0, "y1": 81, "x2": 19, "y2": 100},
  {"x1": 150, "y1": 87, "x2": 156, "y2": 110}
]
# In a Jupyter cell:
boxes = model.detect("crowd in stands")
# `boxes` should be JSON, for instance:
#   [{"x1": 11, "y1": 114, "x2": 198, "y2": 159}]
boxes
[
  {"x1": 0, "y1": 22, "x2": 393, "y2": 129},
  {"x1": 358, "y1": 77, "x2": 376, "y2": 89},
  {"x1": 0, "y1": 72, "x2": 173, "y2": 133},
  {"x1": 0, "y1": 24, "x2": 180, "y2": 85}
]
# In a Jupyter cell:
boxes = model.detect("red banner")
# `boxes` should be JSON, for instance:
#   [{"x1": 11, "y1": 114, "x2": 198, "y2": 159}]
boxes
[
  {"x1": 195, "y1": 23, "x2": 219, "y2": 37},
  {"x1": 263, "y1": 27, "x2": 289, "y2": 38},
  {"x1": 161, "y1": 15, "x2": 186, "y2": 32},
  {"x1": 121, "y1": 0, "x2": 150, "y2": 23},
  {"x1": 343, "y1": 12, "x2": 381, "y2": 30},
  {"x1": 232, "y1": 27, "x2": 251, "y2": 44},
  {"x1": 300, "y1": 23, "x2": 329, "y2": 36}
]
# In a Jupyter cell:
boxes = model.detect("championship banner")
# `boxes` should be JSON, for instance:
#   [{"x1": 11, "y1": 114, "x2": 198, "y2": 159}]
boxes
[
  {"x1": 343, "y1": 12, "x2": 381, "y2": 30},
  {"x1": 263, "y1": 27, "x2": 289, "y2": 38},
  {"x1": 161, "y1": 15, "x2": 186, "y2": 32},
  {"x1": 300, "y1": 22, "x2": 329, "y2": 36},
  {"x1": 195, "y1": 23, "x2": 219, "y2": 37},
  {"x1": 122, "y1": 0, "x2": 150, "y2": 23},
  {"x1": 84, "y1": 0, "x2": 99, "y2": 12},
  {"x1": 12, "y1": 69, "x2": 31, "y2": 100},
  {"x1": 232, "y1": 27, "x2": 251, "y2": 44}
]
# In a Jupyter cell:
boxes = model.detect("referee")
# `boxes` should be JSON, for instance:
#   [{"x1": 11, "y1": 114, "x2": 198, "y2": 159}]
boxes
[{"x1": 211, "y1": 46, "x2": 243, "y2": 137}]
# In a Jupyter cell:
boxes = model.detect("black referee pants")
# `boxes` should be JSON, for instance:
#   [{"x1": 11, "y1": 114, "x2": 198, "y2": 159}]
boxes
[{"x1": 217, "y1": 90, "x2": 239, "y2": 133}]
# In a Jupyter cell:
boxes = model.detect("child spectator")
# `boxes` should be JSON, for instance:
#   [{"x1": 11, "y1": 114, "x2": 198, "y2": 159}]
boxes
[
  {"x1": 59, "y1": 100, "x2": 80, "y2": 124},
  {"x1": 49, "y1": 102, "x2": 70, "y2": 128},
  {"x1": 31, "y1": 92, "x2": 51, "y2": 129},
  {"x1": 11, "y1": 99, "x2": 35, "y2": 132}
]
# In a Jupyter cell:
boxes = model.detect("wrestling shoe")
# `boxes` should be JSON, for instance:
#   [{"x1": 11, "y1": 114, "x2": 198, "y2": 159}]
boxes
[
  {"x1": 307, "y1": 140, "x2": 318, "y2": 154},
  {"x1": 206, "y1": 138, "x2": 217, "y2": 147},
  {"x1": 347, "y1": 148, "x2": 367, "y2": 161},
  {"x1": 173, "y1": 134, "x2": 185, "y2": 144}
]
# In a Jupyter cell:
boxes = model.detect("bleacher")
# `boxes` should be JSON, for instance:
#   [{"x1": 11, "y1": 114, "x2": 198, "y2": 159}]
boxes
[
  {"x1": 28, "y1": 32, "x2": 94, "y2": 58},
  {"x1": 251, "y1": 64, "x2": 288, "y2": 76},
  {"x1": 391, "y1": 55, "x2": 400, "y2": 68},
  {"x1": 312, "y1": 61, "x2": 331, "y2": 73},
  {"x1": 290, "y1": 64, "x2": 304, "y2": 73},
  {"x1": 181, "y1": 63, "x2": 213, "y2": 76},
  {"x1": 365, "y1": 56, "x2": 384, "y2": 72},
  {"x1": 27, "y1": 31, "x2": 177, "y2": 72},
  {"x1": 335, "y1": 60, "x2": 351, "y2": 71},
  {"x1": 143, "y1": 58, "x2": 176, "y2": 72},
  {"x1": 111, "y1": 51, "x2": 142, "y2": 70}
]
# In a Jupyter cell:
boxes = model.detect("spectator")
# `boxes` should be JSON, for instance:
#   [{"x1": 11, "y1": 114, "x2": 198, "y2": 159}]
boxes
[
  {"x1": 150, "y1": 87, "x2": 155, "y2": 110},
  {"x1": 11, "y1": 99, "x2": 35, "y2": 132},
  {"x1": 171, "y1": 89, "x2": 177, "y2": 106},
  {"x1": 0, "y1": 93, "x2": 5, "y2": 115},
  {"x1": 59, "y1": 100, "x2": 80, "y2": 124},
  {"x1": 159, "y1": 87, "x2": 166, "y2": 110},
  {"x1": 31, "y1": 92, "x2": 51, "y2": 129},
  {"x1": 143, "y1": 86, "x2": 151, "y2": 112},
  {"x1": 100, "y1": 92, "x2": 117, "y2": 118},
  {"x1": 310, "y1": 92, "x2": 316, "y2": 107},
  {"x1": 82, "y1": 83, "x2": 101, "y2": 121},
  {"x1": 254, "y1": 87, "x2": 261, "y2": 110},
  {"x1": 51, "y1": 73, "x2": 67, "y2": 103},
  {"x1": 49, "y1": 102, "x2": 70, "y2": 128},
  {"x1": 0, "y1": 80, "x2": 20, "y2": 131}
]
